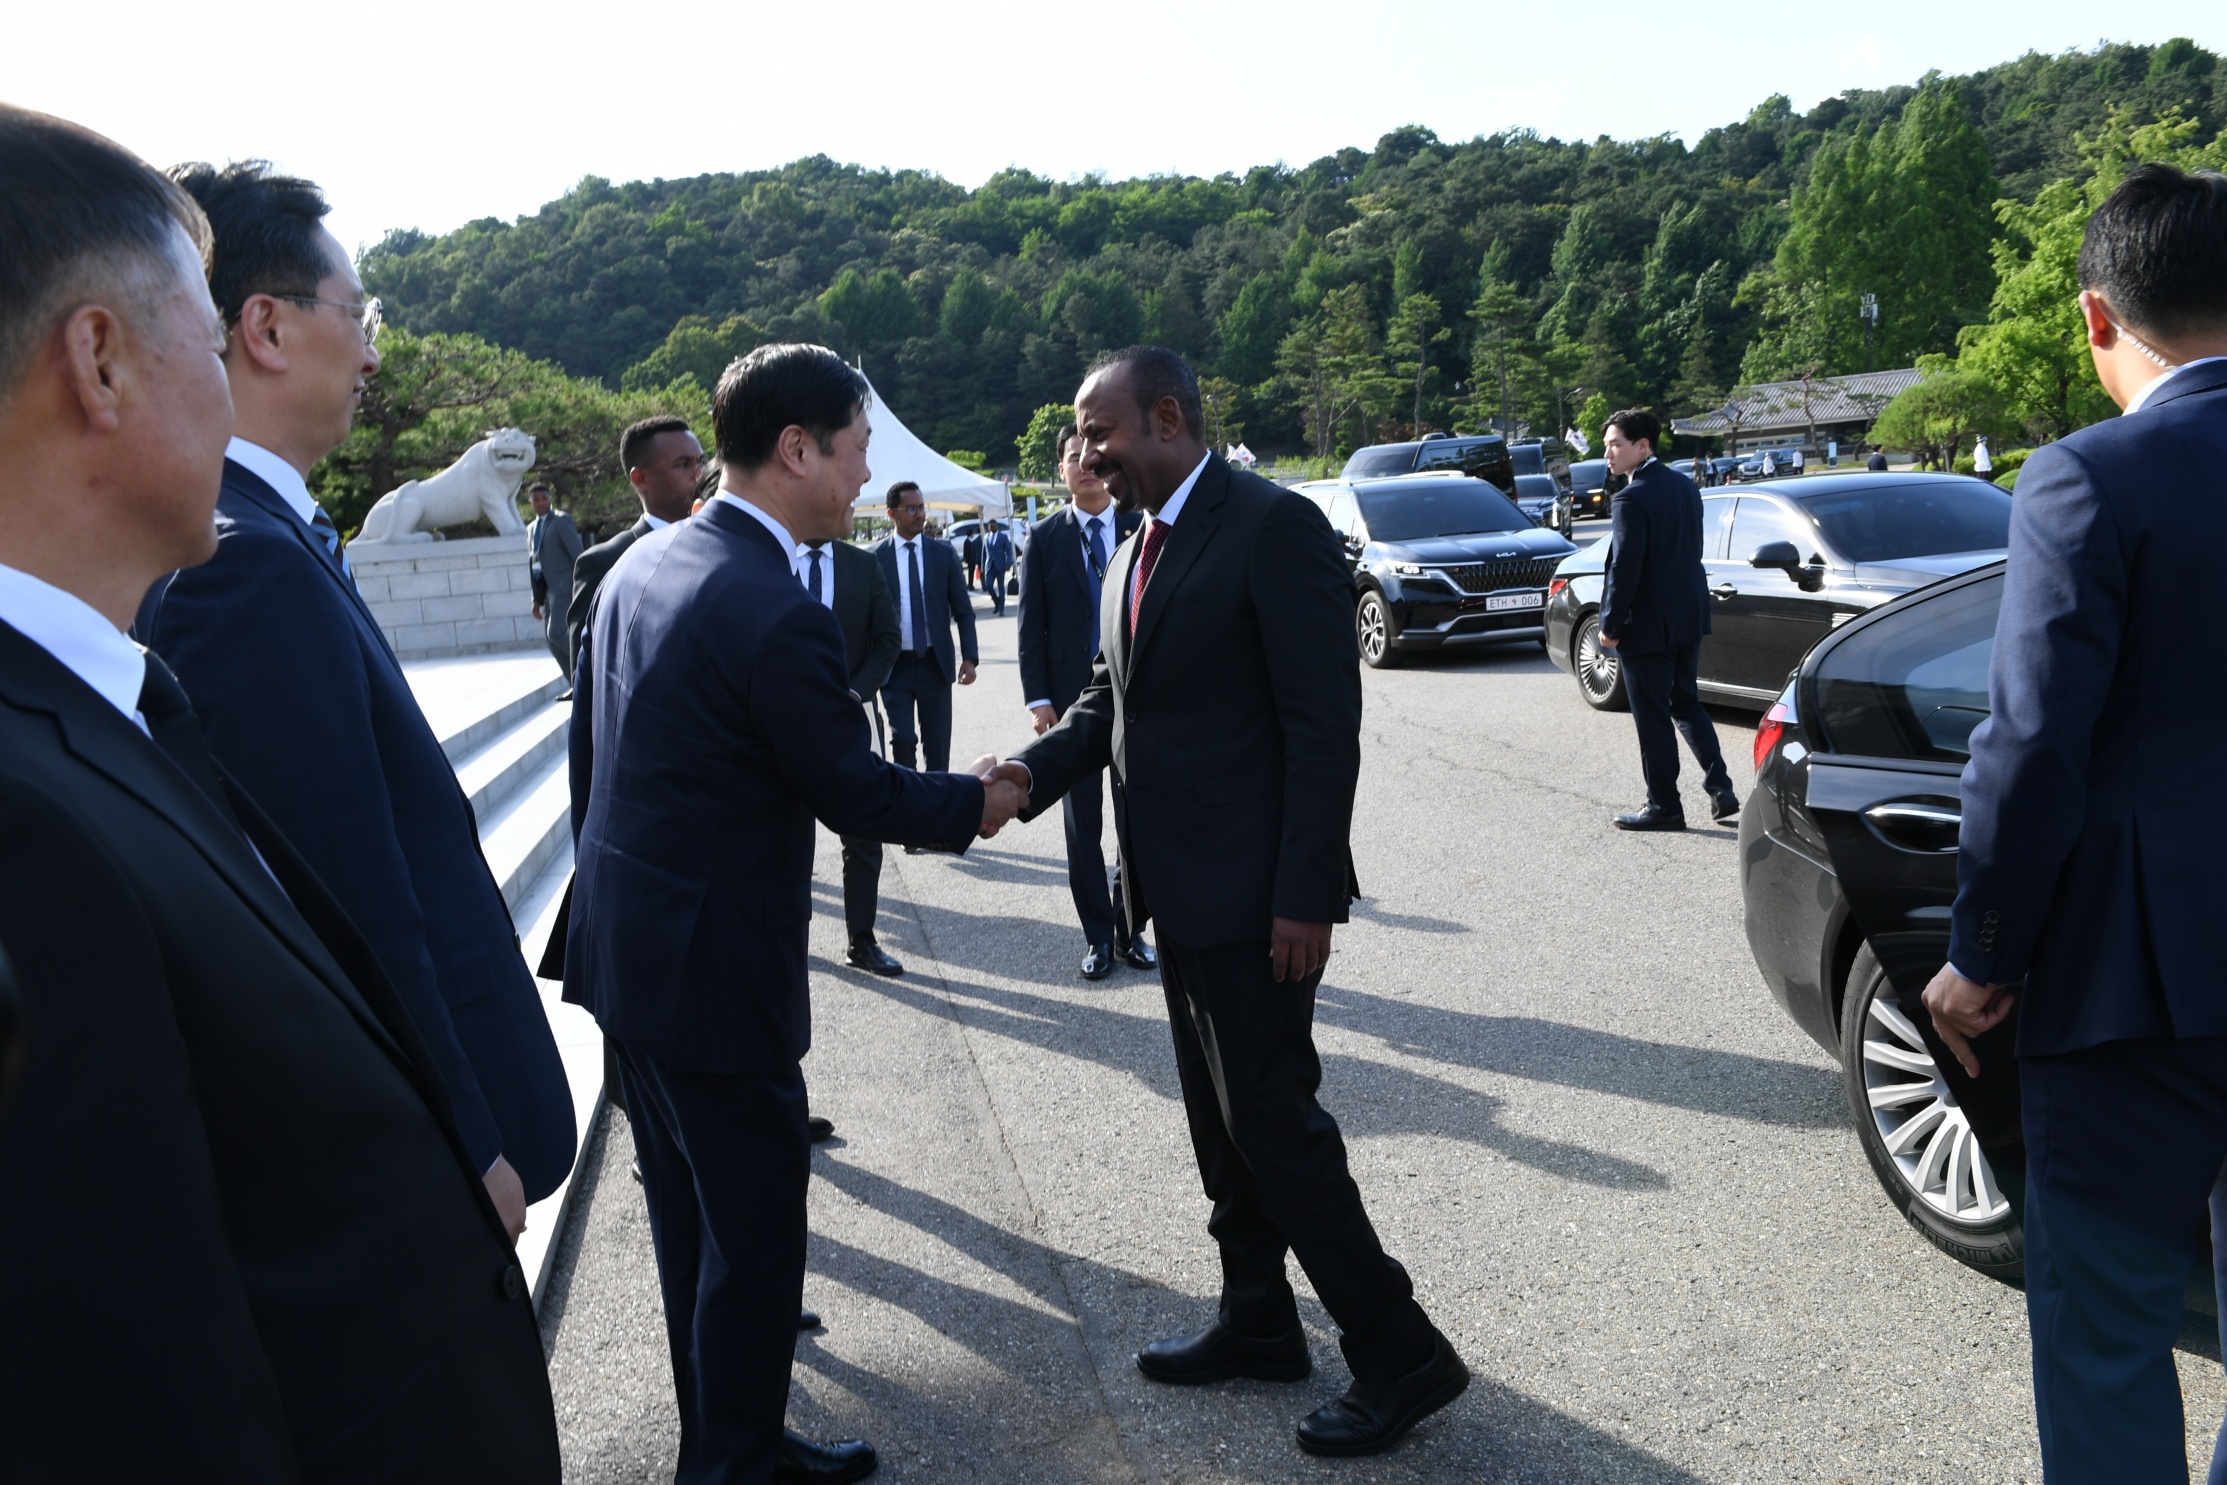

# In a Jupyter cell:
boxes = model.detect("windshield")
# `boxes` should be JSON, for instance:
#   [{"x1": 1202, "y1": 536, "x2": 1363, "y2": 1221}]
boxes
[
  {"x1": 1357, "y1": 481, "x2": 1531, "y2": 540},
  {"x1": 1342, "y1": 445, "x2": 1415, "y2": 477},
  {"x1": 1799, "y1": 481, "x2": 2012, "y2": 563}
]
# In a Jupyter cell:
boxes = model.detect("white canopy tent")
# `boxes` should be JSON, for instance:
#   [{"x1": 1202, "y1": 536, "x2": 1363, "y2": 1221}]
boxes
[{"x1": 850, "y1": 374, "x2": 1012, "y2": 516}]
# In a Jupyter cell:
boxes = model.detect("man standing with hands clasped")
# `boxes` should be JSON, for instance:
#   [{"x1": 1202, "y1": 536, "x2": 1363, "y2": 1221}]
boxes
[
  {"x1": 985, "y1": 346, "x2": 1467, "y2": 1459},
  {"x1": 1595, "y1": 407, "x2": 1737, "y2": 831},
  {"x1": 873, "y1": 479, "x2": 977, "y2": 787},
  {"x1": 1923, "y1": 165, "x2": 2227, "y2": 1484}
]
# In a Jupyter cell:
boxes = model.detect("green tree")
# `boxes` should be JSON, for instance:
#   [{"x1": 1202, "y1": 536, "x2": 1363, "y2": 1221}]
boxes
[
  {"x1": 1385, "y1": 293, "x2": 1450, "y2": 435},
  {"x1": 619, "y1": 313, "x2": 767, "y2": 394},
  {"x1": 1868, "y1": 360, "x2": 2011, "y2": 469},
  {"x1": 1016, "y1": 401, "x2": 1072, "y2": 481},
  {"x1": 1217, "y1": 273, "x2": 1292, "y2": 387}
]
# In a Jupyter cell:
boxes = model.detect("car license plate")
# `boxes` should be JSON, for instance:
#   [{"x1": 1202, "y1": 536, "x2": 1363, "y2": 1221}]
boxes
[{"x1": 1486, "y1": 591, "x2": 1544, "y2": 613}]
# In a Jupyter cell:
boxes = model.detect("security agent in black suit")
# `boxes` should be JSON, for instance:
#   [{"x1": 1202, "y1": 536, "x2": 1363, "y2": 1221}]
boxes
[
  {"x1": 992, "y1": 347, "x2": 1467, "y2": 1459},
  {"x1": 1596, "y1": 408, "x2": 1737, "y2": 831},
  {"x1": 800, "y1": 536, "x2": 908, "y2": 978},
  {"x1": 1018, "y1": 425, "x2": 1151, "y2": 979},
  {"x1": 0, "y1": 107, "x2": 556, "y2": 1481},
  {"x1": 566, "y1": 344, "x2": 1025, "y2": 1485},
  {"x1": 1922, "y1": 166, "x2": 2227, "y2": 1484},
  {"x1": 566, "y1": 414, "x2": 702, "y2": 672},
  {"x1": 873, "y1": 480, "x2": 978, "y2": 785}
]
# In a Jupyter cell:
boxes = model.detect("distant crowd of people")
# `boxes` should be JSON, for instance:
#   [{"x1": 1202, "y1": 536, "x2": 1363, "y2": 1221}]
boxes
[{"x1": 3, "y1": 97, "x2": 2225, "y2": 1485}]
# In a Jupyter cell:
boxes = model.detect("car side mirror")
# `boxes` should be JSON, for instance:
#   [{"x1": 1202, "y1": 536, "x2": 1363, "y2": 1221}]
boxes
[{"x1": 1748, "y1": 540, "x2": 1801, "y2": 572}]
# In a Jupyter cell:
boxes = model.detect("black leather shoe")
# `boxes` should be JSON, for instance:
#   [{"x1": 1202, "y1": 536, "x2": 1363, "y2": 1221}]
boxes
[
  {"x1": 1710, "y1": 790, "x2": 1741, "y2": 822},
  {"x1": 799, "y1": 1309, "x2": 822, "y2": 1331},
  {"x1": 1613, "y1": 804, "x2": 1686, "y2": 832},
  {"x1": 1115, "y1": 936, "x2": 1157, "y2": 971},
  {"x1": 775, "y1": 1429, "x2": 876, "y2": 1484},
  {"x1": 1296, "y1": 1334, "x2": 1470, "y2": 1457},
  {"x1": 1137, "y1": 1321, "x2": 1311, "y2": 1385},
  {"x1": 807, "y1": 1115, "x2": 835, "y2": 1143},
  {"x1": 845, "y1": 941, "x2": 903, "y2": 977},
  {"x1": 1081, "y1": 942, "x2": 1115, "y2": 981},
  {"x1": 630, "y1": 1158, "x2": 642, "y2": 1184}
]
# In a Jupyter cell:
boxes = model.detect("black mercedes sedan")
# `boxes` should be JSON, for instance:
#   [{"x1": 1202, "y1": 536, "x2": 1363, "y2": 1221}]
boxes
[
  {"x1": 1741, "y1": 562, "x2": 2024, "y2": 1278},
  {"x1": 1543, "y1": 473, "x2": 2011, "y2": 713},
  {"x1": 1293, "y1": 474, "x2": 1579, "y2": 668}
]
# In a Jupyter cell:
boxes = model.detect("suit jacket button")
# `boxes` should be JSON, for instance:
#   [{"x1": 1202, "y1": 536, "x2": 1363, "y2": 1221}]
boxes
[{"x1": 500, "y1": 1263, "x2": 524, "y2": 1301}]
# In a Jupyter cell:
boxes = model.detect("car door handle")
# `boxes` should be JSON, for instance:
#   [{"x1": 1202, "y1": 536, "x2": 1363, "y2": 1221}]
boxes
[
  {"x1": 1864, "y1": 801, "x2": 1962, "y2": 853},
  {"x1": 1710, "y1": 583, "x2": 1737, "y2": 599}
]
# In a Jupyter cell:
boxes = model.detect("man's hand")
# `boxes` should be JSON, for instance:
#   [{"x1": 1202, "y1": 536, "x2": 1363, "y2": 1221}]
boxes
[
  {"x1": 483, "y1": 1154, "x2": 527, "y2": 1245},
  {"x1": 1920, "y1": 964, "x2": 2016, "y2": 1078},
  {"x1": 531, "y1": 603, "x2": 544, "y2": 622},
  {"x1": 959, "y1": 660, "x2": 978, "y2": 686},
  {"x1": 1598, "y1": 631, "x2": 1619, "y2": 650},
  {"x1": 1030, "y1": 704, "x2": 1058, "y2": 735},
  {"x1": 1270, "y1": 918, "x2": 1332, "y2": 983}
]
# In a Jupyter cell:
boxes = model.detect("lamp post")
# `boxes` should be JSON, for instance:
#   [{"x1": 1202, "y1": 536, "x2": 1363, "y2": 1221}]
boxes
[
  {"x1": 1557, "y1": 384, "x2": 1585, "y2": 450},
  {"x1": 1859, "y1": 293, "x2": 1879, "y2": 372}
]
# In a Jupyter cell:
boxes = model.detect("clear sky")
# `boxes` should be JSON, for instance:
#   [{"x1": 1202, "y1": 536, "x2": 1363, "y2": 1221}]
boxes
[{"x1": 7, "y1": 1, "x2": 2223, "y2": 260}]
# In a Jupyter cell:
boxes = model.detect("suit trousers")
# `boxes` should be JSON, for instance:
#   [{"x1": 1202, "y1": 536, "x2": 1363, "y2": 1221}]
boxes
[
  {"x1": 1061, "y1": 765, "x2": 1129, "y2": 946},
  {"x1": 881, "y1": 653, "x2": 953, "y2": 772},
  {"x1": 840, "y1": 836, "x2": 882, "y2": 944},
  {"x1": 985, "y1": 570, "x2": 1008, "y2": 614},
  {"x1": 1618, "y1": 642, "x2": 1730, "y2": 812},
  {"x1": 1158, "y1": 934, "x2": 1436, "y2": 1382},
  {"x1": 614, "y1": 1039, "x2": 809, "y2": 1485},
  {"x1": 542, "y1": 602, "x2": 573, "y2": 683},
  {"x1": 2020, "y1": 1037, "x2": 2227, "y2": 1484}
]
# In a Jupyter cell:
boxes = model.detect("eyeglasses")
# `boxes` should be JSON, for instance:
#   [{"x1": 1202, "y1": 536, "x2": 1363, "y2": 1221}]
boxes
[{"x1": 274, "y1": 293, "x2": 384, "y2": 344}]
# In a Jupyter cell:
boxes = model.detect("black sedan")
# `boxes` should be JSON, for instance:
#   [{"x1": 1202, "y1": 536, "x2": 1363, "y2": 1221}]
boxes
[
  {"x1": 1511, "y1": 473, "x2": 1573, "y2": 537},
  {"x1": 1543, "y1": 473, "x2": 2010, "y2": 713},
  {"x1": 1293, "y1": 474, "x2": 1578, "y2": 668},
  {"x1": 1567, "y1": 458, "x2": 1618, "y2": 519}
]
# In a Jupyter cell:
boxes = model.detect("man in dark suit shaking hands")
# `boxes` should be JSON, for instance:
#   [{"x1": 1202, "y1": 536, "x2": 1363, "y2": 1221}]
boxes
[
  {"x1": 1924, "y1": 165, "x2": 2227, "y2": 1483},
  {"x1": 874, "y1": 480, "x2": 977, "y2": 776},
  {"x1": 567, "y1": 343, "x2": 1024, "y2": 1484},
  {"x1": 990, "y1": 347, "x2": 1467, "y2": 1458},
  {"x1": 1596, "y1": 407, "x2": 1737, "y2": 831},
  {"x1": 1018, "y1": 425, "x2": 1150, "y2": 979}
]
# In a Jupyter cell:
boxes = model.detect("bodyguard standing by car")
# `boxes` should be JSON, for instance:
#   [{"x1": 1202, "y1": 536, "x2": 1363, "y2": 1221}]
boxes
[
  {"x1": 1596, "y1": 409, "x2": 1736, "y2": 830},
  {"x1": 1923, "y1": 164, "x2": 2227, "y2": 1485}
]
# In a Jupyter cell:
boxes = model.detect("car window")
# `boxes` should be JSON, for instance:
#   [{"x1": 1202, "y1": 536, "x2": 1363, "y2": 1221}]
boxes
[
  {"x1": 1798, "y1": 482, "x2": 2011, "y2": 563},
  {"x1": 1730, "y1": 498, "x2": 1818, "y2": 562},
  {"x1": 1343, "y1": 446, "x2": 1413, "y2": 477},
  {"x1": 1569, "y1": 460, "x2": 1608, "y2": 491},
  {"x1": 1326, "y1": 492, "x2": 1359, "y2": 539},
  {"x1": 1354, "y1": 481, "x2": 1530, "y2": 540},
  {"x1": 1812, "y1": 575, "x2": 2002, "y2": 762},
  {"x1": 1510, "y1": 445, "x2": 1544, "y2": 477},
  {"x1": 1701, "y1": 496, "x2": 1734, "y2": 560}
]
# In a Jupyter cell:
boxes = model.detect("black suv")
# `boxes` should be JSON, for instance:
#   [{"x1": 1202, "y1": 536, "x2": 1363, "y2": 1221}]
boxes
[
  {"x1": 1341, "y1": 434, "x2": 1516, "y2": 492},
  {"x1": 1294, "y1": 474, "x2": 1577, "y2": 667}
]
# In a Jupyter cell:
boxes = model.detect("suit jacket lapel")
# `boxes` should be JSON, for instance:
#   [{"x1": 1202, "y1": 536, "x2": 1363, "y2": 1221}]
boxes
[
  {"x1": 225, "y1": 463, "x2": 398, "y2": 662},
  {"x1": 1129, "y1": 457, "x2": 1227, "y2": 676}
]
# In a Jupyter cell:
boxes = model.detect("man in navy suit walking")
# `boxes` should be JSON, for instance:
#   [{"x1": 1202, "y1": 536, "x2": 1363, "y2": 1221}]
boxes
[
  {"x1": 874, "y1": 480, "x2": 978, "y2": 775},
  {"x1": 1018, "y1": 426, "x2": 1151, "y2": 979},
  {"x1": 1595, "y1": 407, "x2": 1737, "y2": 831},
  {"x1": 1926, "y1": 165, "x2": 2227, "y2": 1483},
  {"x1": 135, "y1": 162, "x2": 573, "y2": 1240},
  {"x1": 567, "y1": 343, "x2": 1025, "y2": 1484},
  {"x1": 981, "y1": 518, "x2": 1015, "y2": 616}
]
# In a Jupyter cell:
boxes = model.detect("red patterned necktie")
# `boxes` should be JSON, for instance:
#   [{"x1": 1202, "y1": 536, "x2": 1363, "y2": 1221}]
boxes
[{"x1": 1128, "y1": 519, "x2": 1171, "y2": 638}]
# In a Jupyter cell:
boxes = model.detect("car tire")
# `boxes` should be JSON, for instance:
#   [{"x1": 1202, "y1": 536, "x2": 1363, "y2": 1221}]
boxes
[
  {"x1": 1573, "y1": 613, "x2": 1626, "y2": 711},
  {"x1": 1356, "y1": 589, "x2": 1401, "y2": 669},
  {"x1": 1838, "y1": 944, "x2": 2023, "y2": 1281}
]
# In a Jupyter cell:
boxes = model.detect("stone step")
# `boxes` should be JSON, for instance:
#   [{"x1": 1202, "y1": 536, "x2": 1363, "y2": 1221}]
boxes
[
  {"x1": 475, "y1": 747, "x2": 573, "y2": 917},
  {"x1": 401, "y1": 651, "x2": 565, "y2": 767},
  {"x1": 455, "y1": 700, "x2": 570, "y2": 825},
  {"x1": 511, "y1": 839, "x2": 601, "y2": 1303}
]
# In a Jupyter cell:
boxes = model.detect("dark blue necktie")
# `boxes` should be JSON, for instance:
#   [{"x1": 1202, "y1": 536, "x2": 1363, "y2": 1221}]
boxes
[
  {"x1": 1085, "y1": 516, "x2": 1107, "y2": 654},
  {"x1": 807, "y1": 546, "x2": 823, "y2": 604},
  {"x1": 907, "y1": 541, "x2": 929, "y2": 655},
  {"x1": 310, "y1": 503, "x2": 349, "y2": 575}
]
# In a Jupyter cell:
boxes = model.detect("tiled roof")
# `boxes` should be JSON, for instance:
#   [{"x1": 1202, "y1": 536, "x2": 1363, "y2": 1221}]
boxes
[{"x1": 1673, "y1": 368, "x2": 1923, "y2": 435}]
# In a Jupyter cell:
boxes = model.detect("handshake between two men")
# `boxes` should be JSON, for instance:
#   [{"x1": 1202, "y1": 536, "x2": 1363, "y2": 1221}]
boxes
[{"x1": 965, "y1": 754, "x2": 1034, "y2": 839}]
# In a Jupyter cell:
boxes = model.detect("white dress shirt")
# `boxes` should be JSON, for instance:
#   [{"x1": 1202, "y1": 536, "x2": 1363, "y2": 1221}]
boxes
[
  {"x1": 645, "y1": 513, "x2": 672, "y2": 531},
  {"x1": 710, "y1": 491, "x2": 801, "y2": 579},
  {"x1": 0, "y1": 561, "x2": 148, "y2": 733},
  {"x1": 2124, "y1": 356, "x2": 2227, "y2": 416},
  {"x1": 1153, "y1": 452, "x2": 1212, "y2": 529},
  {"x1": 226, "y1": 436, "x2": 318, "y2": 529},
  {"x1": 799, "y1": 543, "x2": 838, "y2": 610},
  {"x1": 893, "y1": 535, "x2": 930, "y2": 652}
]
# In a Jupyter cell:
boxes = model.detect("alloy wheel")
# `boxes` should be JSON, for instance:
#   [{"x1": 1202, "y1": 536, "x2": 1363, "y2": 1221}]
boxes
[
  {"x1": 1576, "y1": 618, "x2": 1622, "y2": 707},
  {"x1": 1357, "y1": 594, "x2": 1388, "y2": 665},
  {"x1": 1860, "y1": 989, "x2": 2011, "y2": 1225}
]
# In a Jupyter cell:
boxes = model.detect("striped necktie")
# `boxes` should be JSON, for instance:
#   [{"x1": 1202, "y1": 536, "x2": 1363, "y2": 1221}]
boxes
[
  {"x1": 309, "y1": 504, "x2": 349, "y2": 575},
  {"x1": 1128, "y1": 519, "x2": 1171, "y2": 638}
]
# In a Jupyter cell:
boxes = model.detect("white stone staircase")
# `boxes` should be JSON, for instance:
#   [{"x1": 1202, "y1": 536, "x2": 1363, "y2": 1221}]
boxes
[{"x1": 401, "y1": 651, "x2": 600, "y2": 1304}]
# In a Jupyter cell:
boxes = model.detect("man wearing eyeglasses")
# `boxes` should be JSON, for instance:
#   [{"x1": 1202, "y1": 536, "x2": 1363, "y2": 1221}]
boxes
[{"x1": 135, "y1": 163, "x2": 575, "y2": 1250}]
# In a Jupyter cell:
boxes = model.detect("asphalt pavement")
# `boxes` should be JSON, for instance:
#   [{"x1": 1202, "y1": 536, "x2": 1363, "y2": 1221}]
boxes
[{"x1": 540, "y1": 578, "x2": 2226, "y2": 1483}]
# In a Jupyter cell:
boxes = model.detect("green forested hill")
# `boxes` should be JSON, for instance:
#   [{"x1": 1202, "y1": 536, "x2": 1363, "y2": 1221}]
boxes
[{"x1": 359, "y1": 39, "x2": 2223, "y2": 463}]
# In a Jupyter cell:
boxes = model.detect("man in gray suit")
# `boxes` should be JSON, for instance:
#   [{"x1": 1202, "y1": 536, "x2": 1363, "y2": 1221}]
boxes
[{"x1": 526, "y1": 481, "x2": 582, "y2": 683}]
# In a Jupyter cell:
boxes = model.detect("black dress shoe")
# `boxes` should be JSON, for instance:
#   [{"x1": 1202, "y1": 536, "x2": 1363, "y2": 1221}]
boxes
[
  {"x1": 799, "y1": 1309, "x2": 822, "y2": 1331},
  {"x1": 807, "y1": 1115, "x2": 835, "y2": 1143},
  {"x1": 1710, "y1": 790, "x2": 1741, "y2": 822},
  {"x1": 1137, "y1": 1321, "x2": 1311, "y2": 1385},
  {"x1": 630, "y1": 1158, "x2": 642, "y2": 1184},
  {"x1": 1115, "y1": 936, "x2": 1157, "y2": 971},
  {"x1": 845, "y1": 941, "x2": 903, "y2": 977},
  {"x1": 1296, "y1": 1334, "x2": 1470, "y2": 1457},
  {"x1": 1081, "y1": 942, "x2": 1115, "y2": 981},
  {"x1": 775, "y1": 1429, "x2": 876, "y2": 1484},
  {"x1": 1613, "y1": 803, "x2": 1686, "y2": 832}
]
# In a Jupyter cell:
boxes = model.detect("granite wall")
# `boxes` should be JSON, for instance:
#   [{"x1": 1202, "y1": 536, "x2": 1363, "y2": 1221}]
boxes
[{"x1": 348, "y1": 534, "x2": 544, "y2": 659}]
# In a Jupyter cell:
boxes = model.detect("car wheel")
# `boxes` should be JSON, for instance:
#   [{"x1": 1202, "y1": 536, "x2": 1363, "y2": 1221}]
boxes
[
  {"x1": 1573, "y1": 613, "x2": 1626, "y2": 711},
  {"x1": 1839, "y1": 944, "x2": 2023, "y2": 1280},
  {"x1": 1356, "y1": 590, "x2": 1401, "y2": 669}
]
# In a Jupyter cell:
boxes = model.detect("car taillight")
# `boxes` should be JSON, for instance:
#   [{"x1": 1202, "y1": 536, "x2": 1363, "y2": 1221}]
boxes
[
  {"x1": 1754, "y1": 686, "x2": 1797, "y2": 772},
  {"x1": 1547, "y1": 578, "x2": 1568, "y2": 600}
]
